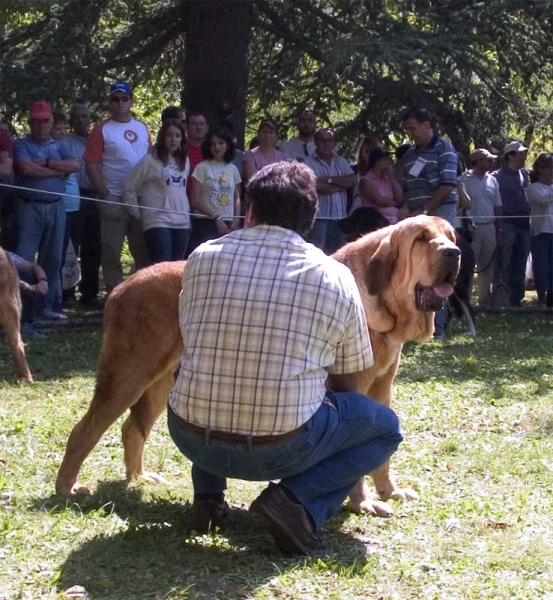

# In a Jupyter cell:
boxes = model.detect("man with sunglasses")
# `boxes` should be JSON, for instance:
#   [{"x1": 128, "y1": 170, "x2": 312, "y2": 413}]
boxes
[{"x1": 84, "y1": 81, "x2": 151, "y2": 296}]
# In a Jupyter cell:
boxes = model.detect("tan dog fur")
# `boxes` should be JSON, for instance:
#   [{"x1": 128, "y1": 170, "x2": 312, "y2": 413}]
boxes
[
  {"x1": 0, "y1": 247, "x2": 33, "y2": 383},
  {"x1": 56, "y1": 216, "x2": 459, "y2": 515}
]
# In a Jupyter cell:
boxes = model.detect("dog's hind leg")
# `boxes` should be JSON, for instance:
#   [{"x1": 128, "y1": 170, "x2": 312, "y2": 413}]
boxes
[
  {"x1": 122, "y1": 371, "x2": 176, "y2": 483},
  {"x1": 55, "y1": 372, "x2": 151, "y2": 495}
]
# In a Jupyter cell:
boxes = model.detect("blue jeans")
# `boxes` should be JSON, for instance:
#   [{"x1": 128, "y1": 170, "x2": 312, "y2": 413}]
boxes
[
  {"x1": 168, "y1": 391, "x2": 402, "y2": 529},
  {"x1": 14, "y1": 197, "x2": 65, "y2": 312},
  {"x1": 496, "y1": 222, "x2": 531, "y2": 306},
  {"x1": 143, "y1": 227, "x2": 191, "y2": 263},
  {"x1": 307, "y1": 219, "x2": 345, "y2": 255},
  {"x1": 531, "y1": 233, "x2": 553, "y2": 294}
]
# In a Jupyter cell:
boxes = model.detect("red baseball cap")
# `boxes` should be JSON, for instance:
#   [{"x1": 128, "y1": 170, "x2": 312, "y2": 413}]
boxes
[{"x1": 30, "y1": 101, "x2": 53, "y2": 120}]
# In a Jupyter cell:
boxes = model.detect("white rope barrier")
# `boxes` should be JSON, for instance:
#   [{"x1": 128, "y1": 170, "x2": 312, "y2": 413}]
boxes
[{"x1": 0, "y1": 181, "x2": 541, "y2": 222}]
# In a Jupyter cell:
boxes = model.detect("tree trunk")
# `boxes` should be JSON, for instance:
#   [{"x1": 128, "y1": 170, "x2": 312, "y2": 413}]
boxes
[{"x1": 183, "y1": 0, "x2": 254, "y2": 148}]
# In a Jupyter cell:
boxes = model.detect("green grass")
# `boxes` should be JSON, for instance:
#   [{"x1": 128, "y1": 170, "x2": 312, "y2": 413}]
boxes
[{"x1": 1, "y1": 312, "x2": 553, "y2": 599}]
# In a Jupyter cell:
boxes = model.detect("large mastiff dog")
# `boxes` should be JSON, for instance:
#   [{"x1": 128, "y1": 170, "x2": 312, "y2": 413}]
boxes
[{"x1": 56, "y1": 216, "x2": 460, "y2": 515}]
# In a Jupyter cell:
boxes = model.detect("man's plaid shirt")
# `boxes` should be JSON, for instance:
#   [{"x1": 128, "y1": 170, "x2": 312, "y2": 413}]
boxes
[{"x1": 169, "y1": 225, "x2": 374, "y2": 435}]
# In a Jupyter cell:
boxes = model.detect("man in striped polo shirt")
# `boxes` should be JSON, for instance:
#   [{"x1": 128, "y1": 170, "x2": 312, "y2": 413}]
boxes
[{"x1": 401, "y1": 107, "x2": 459, "y2": 338}]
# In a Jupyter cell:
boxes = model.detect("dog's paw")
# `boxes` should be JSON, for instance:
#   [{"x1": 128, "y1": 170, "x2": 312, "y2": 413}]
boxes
[
  {"x1": 139, "y1": 471, "x2": 168, "y2": 485},
  {"x1": 349, "y1": 498, "x2": 395, "y2": 517},
  {"x1": 385, "y1": 486, "x2": 419, "y2": 502},
  {"x1": 56, "y1": 481, "x2": 91, "y2": 496}
]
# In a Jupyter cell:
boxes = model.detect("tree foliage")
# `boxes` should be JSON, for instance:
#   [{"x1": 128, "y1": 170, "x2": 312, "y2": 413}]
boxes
[{"x1": 2, "y1": 0, "x2": 553, "y2": 158}]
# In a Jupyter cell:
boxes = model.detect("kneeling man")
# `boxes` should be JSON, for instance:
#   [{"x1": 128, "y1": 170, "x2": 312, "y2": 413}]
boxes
[{"x1": 167, "y1": 161, "x2": 402, "y2": 555}]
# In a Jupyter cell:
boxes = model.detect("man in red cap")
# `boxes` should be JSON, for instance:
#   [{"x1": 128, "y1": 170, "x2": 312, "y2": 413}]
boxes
[{"x1": 13, "y1": 101, "x2": 79, "y2": 320}]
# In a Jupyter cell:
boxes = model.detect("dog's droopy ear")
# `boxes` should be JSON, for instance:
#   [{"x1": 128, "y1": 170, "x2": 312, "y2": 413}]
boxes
[{"x1": 366, "y1": 235, "x2": 397, "y2": 296}]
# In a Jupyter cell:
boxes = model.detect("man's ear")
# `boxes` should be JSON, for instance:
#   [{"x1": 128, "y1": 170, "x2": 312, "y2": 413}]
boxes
[{"x1": 244, "y1": 203, "x2": 257, "y2": 228}]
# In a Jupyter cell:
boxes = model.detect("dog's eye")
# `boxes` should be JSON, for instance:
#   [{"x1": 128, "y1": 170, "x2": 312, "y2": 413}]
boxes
[{"x1": 415, "y1": 233, "x2": 427, "y2": 243}]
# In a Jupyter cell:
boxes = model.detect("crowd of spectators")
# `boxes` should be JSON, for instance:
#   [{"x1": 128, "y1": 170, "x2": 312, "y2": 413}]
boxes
[{"x1": 1, "y1": 82, "x2": 551, "y2": 340}]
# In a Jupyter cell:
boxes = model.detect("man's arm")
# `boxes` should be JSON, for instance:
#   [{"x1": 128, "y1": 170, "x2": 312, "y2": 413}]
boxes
[
  {"x1": 319, "y1": 173, "x2": 357, "y2": 190},
  {"x1": 423, "y1": 184, "x2": 455, "y2": 214},
  {"x1": 14, "y1": 159, "x2": 66, "y2": 179},
  {"x1": 16, "y1": 258, "x2": 48, "y2": 296},
  {"x1": 0, "y1": 152, "x2": 12, "y2": 178},
  {"x1": 47, "y1": 158, "x2": 79, "y2": 175},
  {"x1": 86, "y1": 161, "x2": 109, "y2": 199}
]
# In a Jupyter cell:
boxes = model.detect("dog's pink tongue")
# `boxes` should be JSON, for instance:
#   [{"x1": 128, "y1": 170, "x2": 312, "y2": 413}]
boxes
[{"x1": 433, "y1": 283, "x2": 454, "y2": 298}]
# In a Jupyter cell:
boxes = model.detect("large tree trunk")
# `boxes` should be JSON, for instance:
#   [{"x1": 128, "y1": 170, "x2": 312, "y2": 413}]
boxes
[{"x1": 183, "y1": 0, "x2": 254, "y2": 148}]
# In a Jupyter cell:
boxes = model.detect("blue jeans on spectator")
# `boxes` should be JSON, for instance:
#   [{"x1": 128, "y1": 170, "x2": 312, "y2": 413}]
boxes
[
  {"x1": 143, "y1": 227, "x2": 191, "y2": 263},
  {"x1": 14, "y1": 197, "x2": 65, "y2": 312},
  {"x1": 307, "y1": 218, "x2": 345, "y2": 255},
  {"x1": 496, "y1": 222, "x2": 531, "y2": 306},
  {"x1": 168, "y1": 391, "x2": 402, "y2": 529},
  {"x1": 531, "y1": 232, "x2": 553, "y2": 295},
  {"x1": 186, "y1": 218, "x2": 223, "y2": 257}
]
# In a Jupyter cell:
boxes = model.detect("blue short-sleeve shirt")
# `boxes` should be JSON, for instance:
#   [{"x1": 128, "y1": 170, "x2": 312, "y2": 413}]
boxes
[
  {"x1": 402, "y1": 136, "x2": 458, "y2": 209},
  {"x1": 14, "y1": 135, "x2": 75, "y2": 201}
]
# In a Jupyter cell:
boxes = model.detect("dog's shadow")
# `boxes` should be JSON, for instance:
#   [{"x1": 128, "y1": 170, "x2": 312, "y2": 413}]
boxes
[{"x1": 32, "y1": 482, "x2": 374, "y2": 598}]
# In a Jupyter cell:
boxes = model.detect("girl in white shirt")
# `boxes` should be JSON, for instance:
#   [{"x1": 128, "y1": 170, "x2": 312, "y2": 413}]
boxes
[
  {"x1": 123, "y1": 119, "x2": 190, "y2": 262},
  {"x1": 187, "y1": 126, "x2": 242, "y2": 253}
]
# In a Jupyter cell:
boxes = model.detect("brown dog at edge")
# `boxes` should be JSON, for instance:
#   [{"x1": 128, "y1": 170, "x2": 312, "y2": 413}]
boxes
[
  {"x1": 0, "y1": 247, "x2": 33, "y2": 383},
  {"x1": 56, "y1": 216, "x2": 460, "y2": 516}
]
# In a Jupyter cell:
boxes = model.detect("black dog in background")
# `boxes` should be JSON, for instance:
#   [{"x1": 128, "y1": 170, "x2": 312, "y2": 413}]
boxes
[{"x1": 339, "y1": 207, "x2": 476, "y2": 336}]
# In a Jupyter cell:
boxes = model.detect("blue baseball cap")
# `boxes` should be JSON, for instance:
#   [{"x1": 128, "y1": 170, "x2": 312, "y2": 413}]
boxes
[{"x1": 109, "y1": 81, "x2": 133, "y2": 97}]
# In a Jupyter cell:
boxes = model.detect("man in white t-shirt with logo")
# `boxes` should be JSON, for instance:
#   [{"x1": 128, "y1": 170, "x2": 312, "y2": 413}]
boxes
[{"x1": 84, "y1": 81, "x2": 151, "y2": 295}]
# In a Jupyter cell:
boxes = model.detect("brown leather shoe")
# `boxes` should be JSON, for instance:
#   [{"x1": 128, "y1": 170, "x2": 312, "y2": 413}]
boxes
[
  {"x1": 250, "y1": 482, "x2": 329, "y2": 555},
  {"x1": 189, "y1": 499, "x2": 230, "y2": 534}
]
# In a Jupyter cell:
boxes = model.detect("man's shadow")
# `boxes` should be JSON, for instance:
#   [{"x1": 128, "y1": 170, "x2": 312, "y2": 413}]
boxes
[{"x1": 33, "y1": 482, "x2": 376, "y2": 598}]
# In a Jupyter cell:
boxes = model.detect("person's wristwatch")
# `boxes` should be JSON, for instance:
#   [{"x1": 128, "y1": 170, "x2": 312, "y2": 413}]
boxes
[
  {"x1": 213, "y1": 213, "x2": 222, "y2": 221},
  {"x1": 327, "y1": 177, "x2": 333, "y2": 185},
  {"x1": 422, "y1": 209, "x2": 429, "y2": 215}
]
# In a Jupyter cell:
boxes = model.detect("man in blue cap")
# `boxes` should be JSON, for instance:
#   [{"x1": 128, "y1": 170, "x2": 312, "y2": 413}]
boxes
[{"x1": 84, "y1": 81, "x2": 151, "y2": 296}]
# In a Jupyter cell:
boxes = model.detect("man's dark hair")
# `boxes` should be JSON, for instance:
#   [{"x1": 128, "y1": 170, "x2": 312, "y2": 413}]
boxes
[
  {"x1": 395, "y1": 143, "x2": 412, "y2": 160},
  {"x1": 53, "y1": 110, "x2": 67, "y2": 124},
  {"x1": 401, "y1": 107, "x2": 433, "y2": 125},
  {"x1": 153, "y1": 118, "x2": 187, "y2": 171},
  {"x1": 201, "y1": 126, "x2": 236, "y2": 162},
  {"x1": 161, "y1": 106, "x2": 184, "y2": 123},
  {"x1": 297, "y1": 108, "x2": 315, "y2": 120},
  {"x1": 217, "y1": 120, "x2": 236, "y2": 140},
  {"x1": 246, "y1": 162, "x2": 317, "y2": 237}
]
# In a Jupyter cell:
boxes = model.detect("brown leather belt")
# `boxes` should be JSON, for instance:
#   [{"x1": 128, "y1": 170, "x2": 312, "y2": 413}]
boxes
[{"x1": 171, "y1": 409, "x2": 304, "y2": 446}]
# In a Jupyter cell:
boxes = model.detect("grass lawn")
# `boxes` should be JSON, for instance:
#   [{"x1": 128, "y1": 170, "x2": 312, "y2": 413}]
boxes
[{"x1": 1, "y1": 310, "x2": 553, "y2": 599}]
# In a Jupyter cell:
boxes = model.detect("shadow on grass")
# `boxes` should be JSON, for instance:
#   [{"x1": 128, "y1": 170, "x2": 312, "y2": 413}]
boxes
[
  {"x1": 32, "y1": 483, "x2": 372, "y2": 599},
  {"x1": 0, "y1": 324, "x2": 102, "y2": 383},
  {"x1": 399, "y1": 312, "x2": 553, "y2": 400}
]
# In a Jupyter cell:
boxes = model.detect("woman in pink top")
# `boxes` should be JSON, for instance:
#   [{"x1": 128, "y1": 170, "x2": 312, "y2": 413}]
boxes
[
  {"x1": 358, "y1": 147, "x2": 402, "y2": 224},
  {"x1": 243, "y1": 118, "x2": 287, "y2": 182}
]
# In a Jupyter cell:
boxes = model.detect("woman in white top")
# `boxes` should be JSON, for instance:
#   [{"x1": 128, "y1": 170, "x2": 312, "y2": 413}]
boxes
[
  {"x1": 123, "y1": 119, "x2": 190, "y2": 262},
  {"x1": 527, "y1": 153, "x2": 553, "y2": 307},
  {"x1": 187, "y1": 126, "x2": 242, "y2": 253}
]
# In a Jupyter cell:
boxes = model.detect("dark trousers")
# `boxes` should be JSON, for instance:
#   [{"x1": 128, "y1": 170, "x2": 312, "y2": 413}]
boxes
[{"x1": 73, "y1": 192, "x2": 102, "y2": 300}]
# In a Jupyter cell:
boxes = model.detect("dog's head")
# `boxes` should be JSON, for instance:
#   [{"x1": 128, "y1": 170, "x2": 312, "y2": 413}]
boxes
[{"x1": 337, "y1": 216, "x2": 460, "y2": 341}]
